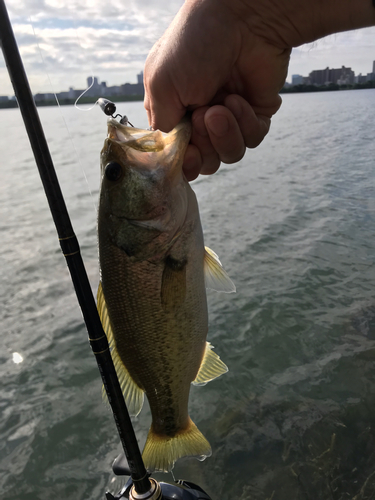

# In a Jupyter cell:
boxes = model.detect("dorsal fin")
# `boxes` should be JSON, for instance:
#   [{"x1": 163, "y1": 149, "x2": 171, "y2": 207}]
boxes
[
  {"x1": 97, "y1": 282, "x2": 144, "y2": 416},
  {"x1": 192, "y1": 342, "x2": 228, "y2": 386},
  {"x1": 204, "y1": 247, "x2": 236, "y2": 293}
]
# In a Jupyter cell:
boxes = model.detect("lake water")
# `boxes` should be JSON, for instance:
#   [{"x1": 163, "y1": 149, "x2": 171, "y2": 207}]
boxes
[{"x1": 1, "y1": 90, "x2": 375, "y2": 500}]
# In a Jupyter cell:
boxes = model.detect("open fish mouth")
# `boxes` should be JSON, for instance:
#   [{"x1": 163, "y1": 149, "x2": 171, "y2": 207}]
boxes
[
  {"x1": 106, "y1": 117, "x2": 192, "y2": 155},
  {"x1": 107, "y1": 118, "x2": 170, "y2": 152}
]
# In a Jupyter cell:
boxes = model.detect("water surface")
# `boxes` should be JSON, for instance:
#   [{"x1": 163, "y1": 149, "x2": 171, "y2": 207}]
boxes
[{"x1": 1, "y1": 91, "x2": 375, "y2": 499}]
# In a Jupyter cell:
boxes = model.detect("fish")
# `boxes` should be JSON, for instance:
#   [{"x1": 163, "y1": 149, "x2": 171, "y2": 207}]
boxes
[{"x1": 97, "y1": 116, "x2": 235, "y2": 472}]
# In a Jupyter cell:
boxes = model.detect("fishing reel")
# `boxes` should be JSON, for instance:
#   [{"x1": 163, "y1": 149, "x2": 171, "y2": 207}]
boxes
[{"x1": 105, "y1": 452, "x2": 212, "y2": 500}]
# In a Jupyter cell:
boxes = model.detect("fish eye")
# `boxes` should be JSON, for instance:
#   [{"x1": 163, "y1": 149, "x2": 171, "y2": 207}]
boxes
[{"x1": 105, "y1": 161, "x2": 122, "y2": 182}]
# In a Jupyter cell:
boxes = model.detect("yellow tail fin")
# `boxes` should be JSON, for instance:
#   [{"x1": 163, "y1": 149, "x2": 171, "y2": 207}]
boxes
[{"x1": 142, "y1": 418, "x2": 212, "y2": 472}]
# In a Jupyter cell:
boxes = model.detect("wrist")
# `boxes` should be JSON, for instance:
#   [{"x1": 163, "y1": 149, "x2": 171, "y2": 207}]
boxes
[{"x1": 309, "y1": 0, "x2": 375, "y2": 44}]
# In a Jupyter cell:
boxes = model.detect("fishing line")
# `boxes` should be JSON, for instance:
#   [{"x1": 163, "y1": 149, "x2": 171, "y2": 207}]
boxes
[
  {"x1": 28, "y1": 16, "x2": 97, "y2": 212},
  {"x1": 74, "y1": 79, "x2": 97, "y2": 111},
  {"x1": 69, "y1": 17, "x2": 136, "y2": 125},
  {"x1": 71, "y1": 19, "x2": 99, "y2": 113}
]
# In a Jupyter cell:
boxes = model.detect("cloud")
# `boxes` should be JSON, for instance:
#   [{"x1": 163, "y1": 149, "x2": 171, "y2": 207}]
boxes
[
  {"x1": 7, "y1": 0, "x2": 183, "y2": 34},
  {"x1": 1, "y1": 0, "x2": 184, "y2": 95},
  {"x1": 1, "y1": 1, "x2": 375, "y2": 95}
]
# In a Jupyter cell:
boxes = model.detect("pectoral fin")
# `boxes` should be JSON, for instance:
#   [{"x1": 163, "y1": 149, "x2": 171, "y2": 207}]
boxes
[
  {"x1": 161, "y1": 256, "x2": 187, "y2": 310},
  {"x1": 204, "y1": 246, "x2": 236, "y2": 293},
  {"x1": 97, "y1": 282, "x2": 144, "y2": 416},
  {"x1": 192, "y1": 342, "x2": 228, "y2": 386}
]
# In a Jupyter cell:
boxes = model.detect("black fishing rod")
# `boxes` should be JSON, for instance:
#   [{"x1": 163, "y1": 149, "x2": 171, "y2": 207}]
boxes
[
  {"x1": 0, "y1": 2, "x2": 212, "y2": 499},
  {"x1": 0, "y1": 1, "x2": 152, "y2": 497}
]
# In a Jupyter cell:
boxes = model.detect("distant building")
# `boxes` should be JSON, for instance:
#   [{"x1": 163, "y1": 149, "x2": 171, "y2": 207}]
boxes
[
  {"x1": 85, "y1": 76, "x2": 104, "y2": 97},
  {"x1": 85, "y1": 75, "x2": 144, "y2": 98},
  {"x1": 292, "y1": 74, "x2": 304, "y2": 85},
  {"x1": 34, "y1": 93, "x2": 55, "y2": 102},
  {"x1": 121, "y1": 81, "x2": 144, "y2": 96},
  {"x1": 309, "y1": 67, "x2": 329, "y2": 85},
  {"x1": 309, "y1": 66, "x2": 354, "y2": 85},
  {"x1": 105, "y1": 85, "x2": 123, "y2": 97},
  {"x1": 56, "y1": 87, "x2": 80, "y2": 100},
  {"x1": 355, "y1": 73, "x2": 375, "y2": 84},
  {"x1": 356, "y1": 73, "x2": 367, "y2": 84},
  {"x1": 366, "y1": 63, "x2": 375, "y2": 81},
  {"x1": 87, "y1": 76, "x2": 99, "y2": 87},
  {"x1": 30, "y1": 73, "x2": 146, "y2": 103},
  {"x1": 336, "y1": 66, "x2": 355, "y2": 85}
]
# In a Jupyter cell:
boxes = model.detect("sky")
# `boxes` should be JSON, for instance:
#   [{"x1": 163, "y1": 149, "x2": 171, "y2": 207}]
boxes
[{"x1": 1, "y1": 0, "x2": 375, "y2": 97}]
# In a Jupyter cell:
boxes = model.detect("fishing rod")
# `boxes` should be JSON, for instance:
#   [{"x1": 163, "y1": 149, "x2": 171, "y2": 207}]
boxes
[
  {"x1": 0, "y1": 1, "x2": 151, "y2": 498},
  {"x1": 0, "y1": 2, "x2": 212, "y2": 499}
]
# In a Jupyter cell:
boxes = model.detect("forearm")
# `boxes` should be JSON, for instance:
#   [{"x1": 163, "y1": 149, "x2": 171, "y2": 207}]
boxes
[
  {"x1": 311, "y1": 0, "x2": 375, "y2": 43},
  {"x1": 221, "y1": 0, "x2": 375, "y2": 47}
]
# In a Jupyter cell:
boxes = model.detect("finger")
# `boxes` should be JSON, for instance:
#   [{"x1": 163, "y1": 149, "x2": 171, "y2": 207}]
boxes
[
  {"x1": 182, "y1": 144, "x2": 202, "y2": 182},
  {"x1": 143, "y1": 92, "x2": 152, "y2": 127},
  {"x1": 224, "y1": 94, "x2": 271, "y2": 148},
  {"x1": 143, "y1": 50, "x2": 186, "y2": 132},
  {"x1": 190, "y1": 107, "x2": 221, "y2": 176},
  {"x1": 144, "y1": 83, "x2": 185, "y2": 132},
  {"x1": 204, "y1": 105, "x2": 246, "y2": 164}
]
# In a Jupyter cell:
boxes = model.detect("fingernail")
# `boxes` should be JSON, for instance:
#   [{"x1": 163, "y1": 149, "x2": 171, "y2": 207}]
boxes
[{"x1": 208, "y1": 115, "x2": 229, "y2": 137}]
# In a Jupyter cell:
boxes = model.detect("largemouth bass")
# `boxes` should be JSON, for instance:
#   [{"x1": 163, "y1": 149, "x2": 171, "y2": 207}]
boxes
[{"x1": 97, "y1": 117, "x2": 235, "y2": 472}]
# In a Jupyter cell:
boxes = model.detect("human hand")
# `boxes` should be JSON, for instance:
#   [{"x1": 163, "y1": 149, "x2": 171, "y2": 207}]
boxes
[
  {"x1": 144, "y1": 0, "x2": 375, "y2": 181},
  {"x1": 144, "y1": 0, "x2": 291, "y2": 180}
]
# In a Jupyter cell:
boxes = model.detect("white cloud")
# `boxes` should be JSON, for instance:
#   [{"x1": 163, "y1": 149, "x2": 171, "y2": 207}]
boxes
[{"x1": 0, "y1": 0, "x2": 184, "y2": 95}]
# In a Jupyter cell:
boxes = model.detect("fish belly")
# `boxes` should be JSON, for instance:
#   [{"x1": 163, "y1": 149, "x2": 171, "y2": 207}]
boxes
[{"x1": 100, "y1": 237, "x2": 208, "y2": 432}]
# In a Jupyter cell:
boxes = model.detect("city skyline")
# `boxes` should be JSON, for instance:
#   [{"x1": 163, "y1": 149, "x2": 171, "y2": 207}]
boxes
[
  {"x1": 3, "y1": 58, "x2": 375, "y2": 101},
  {"x1": 1, "y1": 1, "x2": 375, "y2": 96},
  {"x1": 30, "y1": 73, "x2": 145, "y2": 103},
  {"x1": 291, "y1": 60, "x2": 375, "y2": 87}
]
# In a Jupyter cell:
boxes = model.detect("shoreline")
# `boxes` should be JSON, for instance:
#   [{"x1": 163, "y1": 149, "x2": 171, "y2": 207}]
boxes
[
  {"x1": 0, "y1": 94, "x2": 144, "y2": 110},
  {"x1": 1, "y1": 83, "x2": 374, "y2": 109},
  {"x1": 280, "y1": 81, "x2": 375, "y2": 94}
]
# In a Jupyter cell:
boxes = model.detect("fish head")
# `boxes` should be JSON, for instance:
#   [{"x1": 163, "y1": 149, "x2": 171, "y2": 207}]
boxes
[{"x1": 99, "y1": 118, "x2": 192, "y2": 259}]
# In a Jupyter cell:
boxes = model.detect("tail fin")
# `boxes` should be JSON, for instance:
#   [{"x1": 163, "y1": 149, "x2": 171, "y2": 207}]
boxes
[{"x1": 142, "y1": 417, "x2": 212, "y2": 472}]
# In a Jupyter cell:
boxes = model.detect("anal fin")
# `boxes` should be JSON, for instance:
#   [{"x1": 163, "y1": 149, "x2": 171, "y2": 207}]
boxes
[
  {"x1": 193, "y1": 342, "x2": 228, "y2": 386},
  {"x1": 97, "y1": 282, "x2": 144, "y2": 416}
]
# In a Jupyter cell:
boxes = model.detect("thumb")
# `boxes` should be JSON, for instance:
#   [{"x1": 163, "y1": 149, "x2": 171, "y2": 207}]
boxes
[{"x1": 143, "y1": 62, "x2": 186, "y2": 133}]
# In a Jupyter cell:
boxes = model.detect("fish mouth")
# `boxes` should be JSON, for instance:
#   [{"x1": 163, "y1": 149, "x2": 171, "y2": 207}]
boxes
[
  {"x1": 107, "y1": 119, "x2": 168, "y2": 152},
  {"x1": 106, "y1": 118, "x2": 191, "y2": 154}
]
